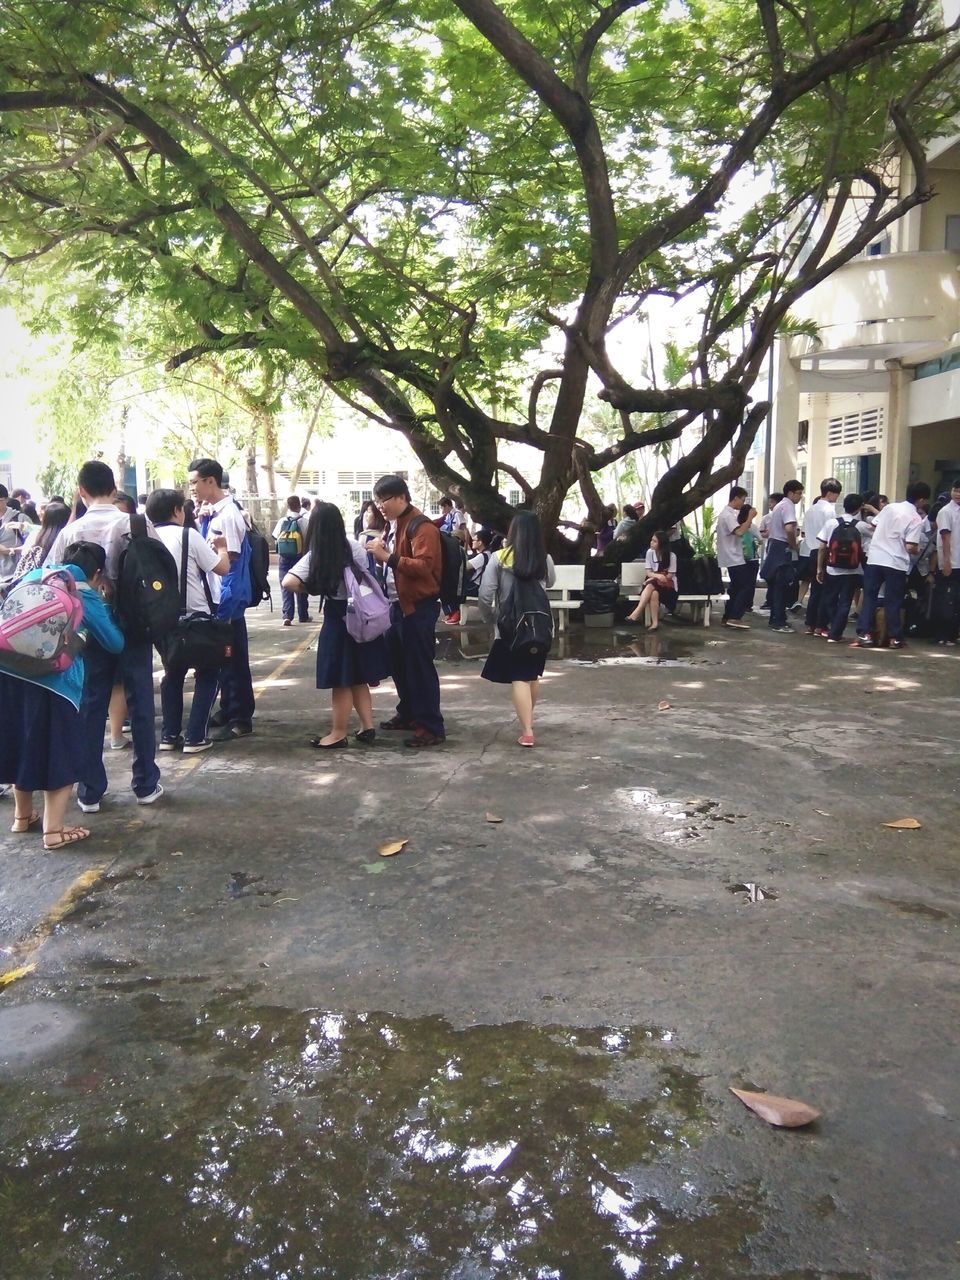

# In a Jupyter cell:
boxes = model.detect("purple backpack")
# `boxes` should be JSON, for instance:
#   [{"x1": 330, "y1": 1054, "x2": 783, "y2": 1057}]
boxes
[
  {"x1": 343, "y1": 564, "x2": 392, "y2": 643},
  {"x1": 0, "y1": 568, "x2": 85, "y2": 677}
]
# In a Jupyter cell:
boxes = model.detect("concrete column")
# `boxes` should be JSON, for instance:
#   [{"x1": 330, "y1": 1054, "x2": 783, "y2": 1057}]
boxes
[
  {"x1": 882, "y1": 362, "x2": 912, "y2": 497},
  {"x1": 769, "y1": 339, "x2": 800, "y2": 494}
]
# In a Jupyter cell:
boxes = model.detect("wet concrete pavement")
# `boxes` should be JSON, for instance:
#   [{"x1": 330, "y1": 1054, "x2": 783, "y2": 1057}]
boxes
[{"x1": 1, "y1": 608, "x2": 958, "y2": 1279}]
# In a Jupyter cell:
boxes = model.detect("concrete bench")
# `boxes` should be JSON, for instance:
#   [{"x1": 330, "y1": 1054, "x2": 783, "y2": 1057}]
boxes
[
  {"x1": 547, "y1": 564, "x2": 585, "y2": 633},
  {"x1": 617, "y1": 561, "x2": 713, "y2": 627}
]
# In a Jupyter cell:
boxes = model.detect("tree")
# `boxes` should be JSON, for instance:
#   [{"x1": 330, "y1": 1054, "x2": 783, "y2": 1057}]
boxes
[{"x1": 1, "y1": 0, "x2": 958, "y2": 552}]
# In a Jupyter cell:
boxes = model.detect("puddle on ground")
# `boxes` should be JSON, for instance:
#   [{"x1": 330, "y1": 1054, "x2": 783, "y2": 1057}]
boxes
[
  {"x1": 620, "y1": 789, "x2": 742, "y2": 846},
  {"x1": 0, "y1": 995, "x2": 772, "y2": 1279},
  {"x1": 435, "y1": 628, "x2": 710, "y2": 667},
  {"x1": 728, "y1": 883, "x2": 778, "y2": 903}
]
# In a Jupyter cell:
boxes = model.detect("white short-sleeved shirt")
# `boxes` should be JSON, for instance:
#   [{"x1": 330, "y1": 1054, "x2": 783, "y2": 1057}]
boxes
[
  {"x1": 288, "y1": 538, "x2": 368, "y2": 600},
  {"x1": 45, "y1": 502, "x2": 158, "y2": 584},
  {"x1": 768, "y1": 496, "x2": 799, "y2": 542},
  {"x1": 645, "y1": 548, "x2": 678, "y2": 591},
  {"x1": 202, "y1": 496, "x2": 249, "y2": 603},
  {"x1": 817, "y1": 516, "x2": 871, "y2": 576},
  {"x1": 935, "y1": 499, "x2": 960, "y2": 569},
  {"x1": 802, "y1": 497, "x2": 837, "y2": 557},
  {"x1": 154, "y1": 524, "x2": 222, "y2": 614},
  {"x1": 716, "y1": 505, "x2": 747, "y2": 569},
  {"x1": 865, "y1": 500, "x2": 924, "y2": 572}
]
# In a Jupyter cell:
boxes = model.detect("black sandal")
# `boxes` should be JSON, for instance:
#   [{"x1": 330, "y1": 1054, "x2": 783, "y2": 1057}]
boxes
[
  {"x1": 354, "y1": 728, "x2": 376, "y2": 745},
  {"x1": 309, "y1": 737, "x2": 347, "y2": 749}
]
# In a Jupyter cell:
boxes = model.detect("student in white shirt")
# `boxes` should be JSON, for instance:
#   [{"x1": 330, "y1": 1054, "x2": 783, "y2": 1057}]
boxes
[
  {"x1": 760, "y1": 479, "x2": 804, "y2": 631},
  {"x1": 146, "y1": 489, "x2": 230, "y2": 751},
  {"x1": 716, "y1": 485, "x2": 757, "y2": 629},
  {"x1": 816, "y1": 493, "x2": 871, "y2": 642},
  {"x1": 932, "y1": 482, "x2": 960, "y2": 643},
  {"x1": 188, "y1": 458, "x2": 256, "y2": 737},
  {"x1": 624, "y1": 530, "x2": 678, "y2": 629},
  {"x1": 802, "y1": 478, "x2": 841, "y2": 632},
  {"x1": 856, "y1": 482, "x2": 930, "y2": 649}
]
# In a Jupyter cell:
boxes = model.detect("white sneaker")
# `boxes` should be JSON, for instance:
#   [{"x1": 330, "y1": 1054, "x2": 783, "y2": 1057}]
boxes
[
  {"x1": 78, "y1": 785, "x2": 108, "y2": 814},
  {"x1": 136, "y1": 784, "x2": 164, "y2": 806}
]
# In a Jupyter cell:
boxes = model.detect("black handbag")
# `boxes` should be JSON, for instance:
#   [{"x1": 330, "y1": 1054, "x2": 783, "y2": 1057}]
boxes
[{"x1": 157, "y1": 528, "x2": 233, "y2": 670}]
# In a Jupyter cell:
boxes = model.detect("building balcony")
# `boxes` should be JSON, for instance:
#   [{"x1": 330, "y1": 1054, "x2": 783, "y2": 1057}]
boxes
[{"x1": 788, "y1": 250, "x2": 960, "y2": 393}]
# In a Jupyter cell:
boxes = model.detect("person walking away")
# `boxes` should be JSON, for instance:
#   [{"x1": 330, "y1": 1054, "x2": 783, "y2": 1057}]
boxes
[
  {"x1": 188, "y1": 457, "x2": 256, "y2": 739},
  {"x1": 273, "y1": 496, "x2": 311, "y2": 627},
  {"x1": 477, "y1": 511, "x2": 555, "y2": 747},
  {"x1": 717, "y1": 487, "x2": 757, "y2": 629},
  {"x1": 760, "y1": 480, "x2": 804, "y2": 631},
  {"x1": 366, "y1": 475, "x2": 445, "y2": 748},
  {"x1": 856, "y1": 483, "x2": 931, "y2": 649},
  {"x1": 816, "y1": 494, "x2": 870, "y2": 643},
  {"x1": 147, "y1": 489, "x2": 230, "y2": 752},
  {"x1": 624, "y1": 531, "x2": 678, "y2": 629},
  {"x1": 0, "y1": 541, "x2": 123, "y2": 848},
  {"x1": 933, "y1": 481, "x2": 960, "y2": 645},
  {"x1": 45, "y1": 461, "x2": 162, "y2": 811},
  {"x1": 802, "y1": 478, "x2": 842, "y2": 634},
  {"x1": 282, "y1": 502, "x2": 391, "y2": 748}
]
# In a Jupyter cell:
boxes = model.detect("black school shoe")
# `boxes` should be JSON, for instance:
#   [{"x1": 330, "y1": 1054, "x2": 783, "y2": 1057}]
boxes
[
  {"x1": 380, "y1": 716, "x2": 415, "y2": 730},
  {"x1": 404, "y1": 728, "x2": 446, "y2": 748},
  {"x1": 354, "y1": 728, "x2": 376, "y2": 745}
]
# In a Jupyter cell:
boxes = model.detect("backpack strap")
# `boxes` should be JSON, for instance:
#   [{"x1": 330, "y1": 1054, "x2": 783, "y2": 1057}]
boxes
[
  {"x1": 129, "y1": 513, "x2": 148, "y2": 541},
  {"x1": 178, "y1": 526, "x2": 189, "y2": 614}
]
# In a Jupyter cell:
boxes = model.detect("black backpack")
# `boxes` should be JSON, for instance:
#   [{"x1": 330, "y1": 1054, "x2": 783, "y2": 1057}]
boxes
[
  {"x1": 115, "y1": 515, "x2": 181, "y2": 642},
  {"x1": 247, "y1": 522, "x2": 273, "y2": 610},
  {"x1": 408, "y1": 517, "x2": 468, "y2": 608},
  {"x1": 826, "y1": 518, "x2": 862, "y2": 571},
  {"x1": 497, "y1": 573, "x2": 554, "y2": 658}
]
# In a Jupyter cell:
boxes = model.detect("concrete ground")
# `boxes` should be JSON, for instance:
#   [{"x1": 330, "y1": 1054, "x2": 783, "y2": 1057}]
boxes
[{"x1": 0, "y1": 605, "x2": 958, "y2": 1279}]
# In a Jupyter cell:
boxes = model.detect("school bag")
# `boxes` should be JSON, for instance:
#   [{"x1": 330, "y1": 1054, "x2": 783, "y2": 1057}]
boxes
[
  {"x1": 465, "y1": 550, "x2": 489, "y2": 598},
  {"x1": 246, "y1": 521, "x2": 273, "y2": 610},
  {"x1": 826, "y1": 518, "x2": 862, "y2": 570},
  {"x1": 497, "y1": 573, "x2": 554, "y2": 658},
  {"x1": 115, "y1": 515, "x2": 181, "y2": 642},
  {"x1": 344, "y1": 563, "x2": 392, "y2": 643},
  {"x1": 276, "y1": 515, "x2": 303, "y2": 559},
  {"x1": 0, "y1": 567, "x2": 85, "y2": 677},
  {"x1": 408, "y1": 516, "x2": 468, "y2": 607}
]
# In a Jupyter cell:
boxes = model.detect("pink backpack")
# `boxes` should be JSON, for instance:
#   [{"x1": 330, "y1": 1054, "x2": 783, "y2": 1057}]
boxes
[{"x1": 0, "y1": 568, "x2": 85, "y2": 677}]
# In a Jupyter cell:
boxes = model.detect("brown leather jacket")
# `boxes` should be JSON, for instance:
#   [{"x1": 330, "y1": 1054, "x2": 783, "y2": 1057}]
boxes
[{"x1": 388, "y1": 505, "x2": 442, "y2": 615}]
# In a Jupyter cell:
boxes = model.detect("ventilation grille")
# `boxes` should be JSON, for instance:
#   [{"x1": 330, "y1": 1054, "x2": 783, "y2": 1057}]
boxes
[{"x1": 827, "y1": 407, "x2": 884, "y2": 448}]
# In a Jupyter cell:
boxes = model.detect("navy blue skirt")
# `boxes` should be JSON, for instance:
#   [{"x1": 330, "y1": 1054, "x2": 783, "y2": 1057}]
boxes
[
  {"x1": 0, "y1": 672, "x2": 82, "y2": 791},
  {"x1": 316, "y1": 598, "x2": 391, "y2": 690},
  {"x1": 481, "y1": 637, "x2": 548, "y2": 684}
]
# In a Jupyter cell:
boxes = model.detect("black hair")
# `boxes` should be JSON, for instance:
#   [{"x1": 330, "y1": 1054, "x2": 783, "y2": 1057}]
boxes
[
  {"x1": 650, "y1": 530, "x2": 671, "y2": 572},
  {"x1": 188, "y1": 457, "x2": 224, "y2": 486},
  {"x1": 286, "y1": 495, "x2": 302, "y2": 513},
  {"x1": 622, "y1": 504, "x2": 638, "y2": 521},
  {"x1": 62, "y1": 540, "x2": 107, "y2": 580},
  {"x1": 7, "y1": 497, "x2": 20, "y2": 512},
  {"x1": 78, "y1": 460, "x2": 116, "y2": 498},
  {"x1": 877, "y1": 494, "x2": 889, "y2": 505},
  {"x1": 729, "y1": 486, "x2": 748, "y2": 502},
  {"x1": 843, "y1": 493, "x2": 862, "y2": 515},
  {"x1": 145, "y1": 488, "x2": 185, "y2": 526},
  {"x1": 182, "y1": 498, "x2": 198, "y2": 531},
  {"x1": 21, "y1": 501, "x2": 39, "y2": 523},
  {"x1": 474, "y1": 527, "x2": 494, "y2": 548},
  {"x1": 0, "y1": 485, "x2": 7, "y2": 500},
  {"x1": 48, "y1": 495, "x2": 65, "y2": 505},
  {"x1": 354, "y1": 499, "x2": 385, "y2": 538},
  {"x1": 820, "y1": 477, "x2": 842, "y2": 496},
  {"x1": 770, "y1": 492, "x2": 783, "y2": 503},
  {"x1": 137, "y1": 493, "x2": 148, "y2": 505},
  {"x1": 302, "y1": 502, "x2": 352, "y2": 597},
  {"x1": 504, "y1": 510, "x2": 547, "y2": 581},
  {"x1": 114, "y1": 492, "x2": 137, "y2": 515},
  {"x1": 440, "y1": 495, "x2": 454, "y2": 509},
  {"x1": 32, "y1": 502, "x2": 71, "y2": 559},
  {"x1": 782, "y1": 479, "x2": 804, "y2": 496},
  {"x1": 373, "y1": 474, "x2": 411, "y2": 503},
  {"x1": 906, "y1": 481, "x2": 931, "y2": 504}
]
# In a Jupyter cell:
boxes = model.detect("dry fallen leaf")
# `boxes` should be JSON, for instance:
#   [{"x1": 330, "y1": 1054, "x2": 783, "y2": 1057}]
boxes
[
  {"x1": 883, "y1": 817, "x2": 922, "y2": 830},
  {"x1": 0, "y1": 963, "x2": 36, "y2": 989},
  {"x1": 730, "y1": 1086, "x2": 821, "y2": 1128},
  {"x1": 171, "y1": 850, "x2": 184, "y2": 857},
  {"x1": 378, "y1": 838, "x2": 408, "y2": 858},
  {"x1": 657, "y1": 700, "x2": 672, "y2": 712},
  {"x1": 485, "y1": 813, "x2": 503, "y2": 824},
  {"x1": 812, "y1": 809, "x2": 831, "y2": 818}
]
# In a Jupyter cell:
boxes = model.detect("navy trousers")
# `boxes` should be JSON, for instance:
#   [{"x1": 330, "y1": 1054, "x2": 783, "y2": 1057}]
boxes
[
  {"x1": 78, "y1": 638, "x2": 160, "y2": 804},
  {"x1": 161, "y1": 662, "x2": 220, "y2": 743},
  {"x1": 762, "y1": 541, "x2": 795, "y2": 628},
  {"x1": 821, "y1": 574, "x2": 859, "y2": 640},
  {"x1": 859, "y1": 564, "x2": 908, "y2": 641},
  {"x1": 279, "y1": 555, "x2": 310, "y2": 622},
  {"x1": 723, "y1": 561, "x2": 758, "y2": 621},
  {"x1": 386, "y1": 599, "x2": 444, "y2": 736},
  {"x1": 217, "y1": 615, "x2": 256, "y2": 727}
]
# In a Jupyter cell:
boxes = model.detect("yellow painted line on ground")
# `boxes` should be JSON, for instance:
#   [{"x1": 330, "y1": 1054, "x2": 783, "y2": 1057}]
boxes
[{"x1": 0, "y1": 626, "x2": 321, "y2": 993}]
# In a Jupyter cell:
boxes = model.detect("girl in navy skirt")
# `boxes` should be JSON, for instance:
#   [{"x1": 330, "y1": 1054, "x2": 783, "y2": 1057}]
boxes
[
  {"x1": 625, "y1": 530, "x2": 678, "y2": 629},
  {"x1": 282, "y1": 502, "x2": 391, "y2": 749},
  {"x1": 478, "y1": 511, "x2": 556, "y2": 748},
  {"x1": 0, "y1": 541, "x2": 124, "y2": 849}
]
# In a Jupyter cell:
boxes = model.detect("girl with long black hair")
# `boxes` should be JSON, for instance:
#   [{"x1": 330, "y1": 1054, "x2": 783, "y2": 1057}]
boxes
[
  {"x1": 11, "y1": 502, "x2": 71, "y2": 581},
  {"x1": 478, "y1": 510, "x2": 556, "y2": 747},
  {"x1": 625, "y1": 529, "x2": 678, "y2": 628},
  {"x1": 282, "y1": 502, "x2": 390, "y2": 748}
]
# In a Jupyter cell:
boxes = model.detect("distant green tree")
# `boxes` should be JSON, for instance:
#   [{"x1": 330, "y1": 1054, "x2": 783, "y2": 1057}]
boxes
[{"x1": 1, "y1": 1, "x2": 958, "y2": 549}]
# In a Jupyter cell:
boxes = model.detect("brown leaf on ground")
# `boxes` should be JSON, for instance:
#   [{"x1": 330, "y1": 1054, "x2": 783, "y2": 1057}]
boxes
[
  {"x1": 485, "y1": 813, "x2": 503, "y2": 824},
  {"x1": 883, "y1": 817, "x2": 922, "y2": 830},
  {"x1": 813, "y1": 809, "x2": 831, "y2": 817},
  {"x1": 657, "y1": 700, "x2": 672, "y2": 711},
  {"x1": 730, "y1": 1087, "x2": 821, "y2": 1128},
  {"x1": 378, "y1": 839, "x2": 408, "y2": 857}
]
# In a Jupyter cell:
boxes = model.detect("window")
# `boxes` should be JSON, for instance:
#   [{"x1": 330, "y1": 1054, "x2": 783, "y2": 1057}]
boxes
[
  {"x1": 946, "y1": 215, "x2": 960, "y2": 253},
  {"x1": 508, "y1": 488, "x2": 522, "y2": 507},
  {"x1": 832, "y1": 457, "x2": 860, "y2": 499},
  {"x1": 348, "y1": 489, "x2": 373, "y2": 510},
  {"x1": 797, "y1": 420, "x2": 809, "y2": 449},
  {"x1": 826, "y1": 407, "x2": 884, "y2": 449},
  {"x1": 866, "y1": 236, "x2": 890, "y2": 256}
]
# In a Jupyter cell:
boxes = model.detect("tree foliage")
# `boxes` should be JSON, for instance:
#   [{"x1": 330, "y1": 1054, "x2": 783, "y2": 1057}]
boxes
[{"x1": 1, "y1": 0, "x2": 958, "y2": 548}]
